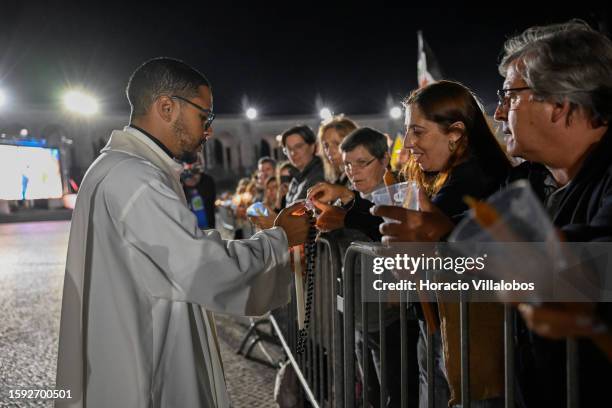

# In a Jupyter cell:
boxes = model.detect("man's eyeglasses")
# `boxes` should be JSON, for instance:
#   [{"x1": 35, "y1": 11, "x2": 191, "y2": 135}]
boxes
[
  {"x1": 343, "y1": 157, "x2": 376, "y2": 172},
  {"x1": 171, "y1": 95, "x2": 215, "y2": 130},
  {"x1": 496, "y1": 87, "x2": 531, "y2": 106}
]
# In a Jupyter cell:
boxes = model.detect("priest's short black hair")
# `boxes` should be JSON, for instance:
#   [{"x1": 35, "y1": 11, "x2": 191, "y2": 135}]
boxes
[{"x1": 126, "y1": 57, "x2": 211, "y2": 118}]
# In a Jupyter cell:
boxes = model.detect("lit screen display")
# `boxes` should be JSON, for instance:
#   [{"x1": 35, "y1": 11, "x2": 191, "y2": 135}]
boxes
[{"x1": 0, "y1": 145, "x2": 63, "y2": 200}]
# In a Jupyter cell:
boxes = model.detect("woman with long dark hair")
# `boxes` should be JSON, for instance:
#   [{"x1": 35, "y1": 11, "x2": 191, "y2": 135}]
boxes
[{"x1": 378, "y1": 80, "x2": 512, "y2": 408}]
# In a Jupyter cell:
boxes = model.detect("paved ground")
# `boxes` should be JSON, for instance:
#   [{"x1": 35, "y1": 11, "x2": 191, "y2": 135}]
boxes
[{"x1": 0, "y1": 221, "x2": 282, "y2": 407}]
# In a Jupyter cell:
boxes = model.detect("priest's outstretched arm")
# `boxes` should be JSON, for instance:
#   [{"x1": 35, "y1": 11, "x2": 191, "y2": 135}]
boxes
[{"x1": 106, "y1": 174, "x2": 309, "y2": 316}]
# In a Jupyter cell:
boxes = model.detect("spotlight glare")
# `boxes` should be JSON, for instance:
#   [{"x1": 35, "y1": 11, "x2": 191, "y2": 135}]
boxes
[
  {"x1": 63, "y1": 90, "x2": 99, "y2": 115},
  {"x1": 0, "y1": 89, "x2": 6, "y2": 108},
  {"x1": 246, "y1": 107, "x2": 257, "y2": 120},
  {"x1": 319, "y1": 107, "x2": 332, "y2": 120},
  {"x1": 390, "y1": 106, "x2": 403, "y2": 119}
]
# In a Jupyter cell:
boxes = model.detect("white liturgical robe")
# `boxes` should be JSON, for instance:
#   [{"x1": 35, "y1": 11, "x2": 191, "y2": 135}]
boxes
[{"x1": 55, "y1": 127, "x2": 292, "y2": 407}]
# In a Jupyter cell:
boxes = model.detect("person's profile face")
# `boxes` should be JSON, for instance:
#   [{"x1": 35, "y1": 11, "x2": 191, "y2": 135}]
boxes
[
  {"x1": 494, "y1": 62, "x2": 549, "y2": 162},
  {"x1": 175, "y1": 85, "x2": 214, "y2": 158},
  {"x1": 403, "y1": 105, "x2": 455, "y2": 172},
  {"x1": 321, "y1": 128, "x2": 344, "y2": 170}
]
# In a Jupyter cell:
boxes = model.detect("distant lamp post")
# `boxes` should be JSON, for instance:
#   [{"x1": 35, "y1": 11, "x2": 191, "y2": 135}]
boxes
[
  {"x1": 319, "y1": 107, "x2": 332, "y2": 121},
  {"x1": 246, "y1": 107, "x2": 258, "y2": 120},
  {"x1": 389, "y1": 106, "x2": 403, "y2": 120},
  {"x1": 62, "y1": 90, "x2": 99, "y2": 116}
]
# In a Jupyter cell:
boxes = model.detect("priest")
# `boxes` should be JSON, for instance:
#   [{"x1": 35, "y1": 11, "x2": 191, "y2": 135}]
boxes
[{"x1": 55, "y1": 57, "x2": 310, "y2": 408}]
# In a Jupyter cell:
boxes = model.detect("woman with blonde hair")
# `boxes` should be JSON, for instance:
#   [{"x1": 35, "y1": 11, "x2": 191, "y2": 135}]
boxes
[{"x1": 317, "y1": 115, "x2": 358, "y2": 185}]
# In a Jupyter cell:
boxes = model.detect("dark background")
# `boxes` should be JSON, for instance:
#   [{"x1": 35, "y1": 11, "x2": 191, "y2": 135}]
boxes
[{"x1": 1, "y1": 3, "x2": 609, "y2": 116}]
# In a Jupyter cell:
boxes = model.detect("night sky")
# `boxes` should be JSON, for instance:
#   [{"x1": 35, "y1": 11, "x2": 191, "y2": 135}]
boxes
[{"x1": 1, "y1": 3, "x2": 609, "y2": 116}]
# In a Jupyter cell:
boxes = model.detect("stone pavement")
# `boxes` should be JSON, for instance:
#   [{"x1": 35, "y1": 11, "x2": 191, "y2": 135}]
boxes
[{"x1": 0, "y1": 221, "x2": 282, "y2": 407}]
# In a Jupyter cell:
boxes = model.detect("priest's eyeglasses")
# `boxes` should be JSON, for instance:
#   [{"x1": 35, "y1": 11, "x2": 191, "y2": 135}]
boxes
[{"x1": 171, "y1": 95, "x2": 215, "y2": 130}]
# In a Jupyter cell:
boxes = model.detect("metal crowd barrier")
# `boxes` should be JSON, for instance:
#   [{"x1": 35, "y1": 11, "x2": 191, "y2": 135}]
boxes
[
  {"x1": 341, "y1": 243, "x2": 579, "y2": 408},
  {"x1": 269, "y1": 229, "x2": 369, "y2": 407},
  {"x1": 217, "y1": 205, "x2": 236, "y2": 232},
  {"x1": 267, "y1": 237, "x2": 579, "y2": 408},
  {"x1": 216, "y1": 205, "x2": 256, "y2": 238}
]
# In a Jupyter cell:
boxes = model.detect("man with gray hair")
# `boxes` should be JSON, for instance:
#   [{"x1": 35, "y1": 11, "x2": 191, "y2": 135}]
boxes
[
  {"x1": 372, "y1": 19, "x2": 612, "y2": 407},
  {"x1": 494, "y1": 20, "x2": 612, "y2": 407}
]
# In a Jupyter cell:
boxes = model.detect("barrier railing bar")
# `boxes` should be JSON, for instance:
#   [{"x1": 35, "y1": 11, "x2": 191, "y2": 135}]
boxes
[
  {"x1": 335, "y1": 305, "x2": 344, "y2": 408},
  {"x1": 379, "y1": 289, "x2": 388, "y2": 408},
  {"x1": 269, "y1": 314, "x2": 320, "y2": 408},
  {"x1": 504, "y1": 305, "x2": 515, "y2": 408},
  {"x1": 400, "y1": 291, "x2": 409, "y2": 408},
  {"x1": 316, "y1": 253, "x2": 324, "y2": 401},
  {"x1": 567, "y1": 338, "x2": 579, "y2": 408},
  {"x1": 427, "y1": 324, "x2": 434, "y2": 408},
  {"x1": 460, "y1": 292, "x2": 470, "y2": 408},
  {"x1": 312, "y1": 265, "x2": 320, "y2": 401},
  {"x1": 343, "y1": 249, "x2": 358, "y2": 408},
  {"x1": 318, "y1": 247, "x2": 330, "y2": 405},
  {"x1": 362, "y1": 259, "x2": 370, "y2": 407},
  {"x1": 318, "y1": 237, "x2": 342, "y2": 407}
]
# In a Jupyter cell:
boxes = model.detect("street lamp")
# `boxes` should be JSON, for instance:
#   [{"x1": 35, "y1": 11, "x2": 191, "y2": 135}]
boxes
[
  {"x1": 246, "y1": 107, "x2": 258, "y2": 120},
  {"x1": 62, "y1": 90, "x2": 99, "y2": 116},
  {"x1": 319, "y1": 107, "x2": 332, "y2": 121},
  {"x1": 389, "y1": 106, "x2": 403, "y2": 120}
]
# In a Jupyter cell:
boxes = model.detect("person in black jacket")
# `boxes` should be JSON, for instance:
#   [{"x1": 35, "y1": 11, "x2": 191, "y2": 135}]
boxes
[
  {"x1": 493, "y1": 20, "x2": 612, "y2": 408},
  {"x1": 375, "y1": 20, "x2": 612, "y2": 408},
  {"x1": 281, "y1": 125, "x2": 325, "y2": 205}
]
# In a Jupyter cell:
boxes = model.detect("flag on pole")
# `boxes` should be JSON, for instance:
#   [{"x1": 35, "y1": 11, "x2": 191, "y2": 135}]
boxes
[{"x1": 417, "y1": 30, "x2": 443, "y2": 88}]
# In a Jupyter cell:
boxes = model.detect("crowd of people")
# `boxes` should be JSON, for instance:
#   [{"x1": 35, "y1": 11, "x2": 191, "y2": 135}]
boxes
[
  {"x1": 212, "y1": 20, "x2": 612, "y2": 408},
  {"x1": 55, "y1": 17, "x2": 612, "y2": 408}
]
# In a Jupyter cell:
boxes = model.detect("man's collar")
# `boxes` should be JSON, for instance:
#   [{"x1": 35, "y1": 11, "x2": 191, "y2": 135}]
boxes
[
  {"x1": 128, "y1": 124, "x2": 175, "y2": 160},
  {"x1": 122, "y1": 126, "x2": 183, "y2": 176}
]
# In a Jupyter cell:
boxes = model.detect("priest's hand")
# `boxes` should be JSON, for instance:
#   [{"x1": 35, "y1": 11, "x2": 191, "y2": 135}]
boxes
[
  {"x1": 274, "y1": 202, "x2": 311, "y2": 248},
  {"x1": 371, "y1": 190, "x2": 454, "y2": 244}
]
